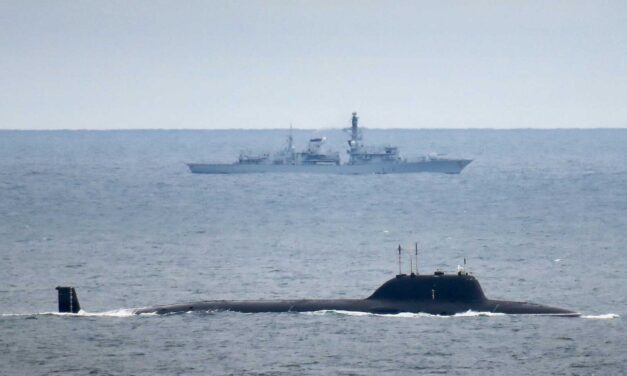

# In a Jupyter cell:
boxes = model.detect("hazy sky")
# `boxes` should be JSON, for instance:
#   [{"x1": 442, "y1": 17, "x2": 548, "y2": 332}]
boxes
[{"x1": 1, "y1": 1, "x2": 626, "y2": 129}]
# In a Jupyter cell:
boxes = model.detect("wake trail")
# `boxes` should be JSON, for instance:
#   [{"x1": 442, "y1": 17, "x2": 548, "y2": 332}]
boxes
[
  {"x1": 0, "y1": 309, "x2": 154, "y2": 318},
  {"x1": 2, "y1": 310, "x2": 619, "y2": 319}
]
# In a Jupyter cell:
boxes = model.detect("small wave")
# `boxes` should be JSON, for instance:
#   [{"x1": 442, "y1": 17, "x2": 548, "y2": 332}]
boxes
[
  {"x1": 304, "y1": 310, "x2": 505, "y2": 318},
  {"x1": 1, "y1": 309, "x2": 152, "y2": 318},
  {"x1": 581, "y1": 313, "x2": 620, "y2": 320},
  {"x1": 1, "y1": 313, "x2": 34, "y2": 317},
  {"x1": 453, "y1": 310, "x2": 506, "y2": 317},
  {"x1": 75, "y1": 309, "x2": 146, "y2": 317},
  {"x1": 7, "y1": 310, "x2": 611, "y2": 319}
]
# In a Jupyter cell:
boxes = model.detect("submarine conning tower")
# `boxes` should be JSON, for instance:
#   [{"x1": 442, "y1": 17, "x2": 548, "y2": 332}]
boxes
[{"x1": 367, "y1": 273, "x2": 487, "y2": 302}]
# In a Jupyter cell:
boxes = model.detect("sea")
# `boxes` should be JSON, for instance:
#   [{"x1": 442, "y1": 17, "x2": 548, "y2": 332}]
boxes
[{"x1": 0, "y1": 129, "x2": 625, "y2": 375}]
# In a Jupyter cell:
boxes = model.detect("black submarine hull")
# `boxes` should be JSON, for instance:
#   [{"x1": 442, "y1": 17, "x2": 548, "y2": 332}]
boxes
[
  {"x1": 132, "y1": 298, "x2": 578, "y2": 316},
  {"x1": 57, "y1": 273, "x2": 579, "y2": 317}
]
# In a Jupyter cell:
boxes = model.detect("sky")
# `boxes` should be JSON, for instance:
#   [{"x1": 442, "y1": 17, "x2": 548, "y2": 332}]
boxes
[{"x1": 1, "y1": 1, "x2": 626, "y2": 130}]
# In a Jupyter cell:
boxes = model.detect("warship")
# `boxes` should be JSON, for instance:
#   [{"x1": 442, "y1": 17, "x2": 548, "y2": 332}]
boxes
[
  {"x1": 187, "y1": 113, "x2": 472, "y2": 174},
  {"x1": 56, "y1": 245, "x2": 578, "y2": 316}
]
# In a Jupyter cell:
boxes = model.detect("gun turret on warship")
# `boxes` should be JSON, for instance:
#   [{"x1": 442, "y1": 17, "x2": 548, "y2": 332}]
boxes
[{"x1": 187, "y1": 113, "x2": 472, "y2": 174}]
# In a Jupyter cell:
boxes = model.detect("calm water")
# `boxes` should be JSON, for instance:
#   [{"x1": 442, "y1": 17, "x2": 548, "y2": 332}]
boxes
[{"x1": 1, "y1": 129, "x2": 625, "y2": 375}]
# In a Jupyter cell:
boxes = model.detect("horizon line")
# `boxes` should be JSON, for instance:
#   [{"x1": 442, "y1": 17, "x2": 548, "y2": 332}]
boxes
[{"x1": 1, "y1": 127, "x2": 627, "y2": 132}]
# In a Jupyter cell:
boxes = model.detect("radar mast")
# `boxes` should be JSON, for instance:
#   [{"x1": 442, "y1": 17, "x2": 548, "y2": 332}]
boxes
[{"x1": 344, "y1": 112, "x2": 363, "y2": 164}]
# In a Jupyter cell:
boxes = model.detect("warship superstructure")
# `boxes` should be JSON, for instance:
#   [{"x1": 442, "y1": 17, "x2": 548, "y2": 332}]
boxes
[{"x1": 187, "y1": 113, "x2": 472, "y2": 174}]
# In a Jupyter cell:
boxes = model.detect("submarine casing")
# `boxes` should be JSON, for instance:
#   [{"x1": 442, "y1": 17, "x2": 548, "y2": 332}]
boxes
[
  {"x1": 133, "y1": 299, "x2": 576, "y2": 316},
  {"x1": 131, "y1": 274, "x2": 578, "y2": 316}
]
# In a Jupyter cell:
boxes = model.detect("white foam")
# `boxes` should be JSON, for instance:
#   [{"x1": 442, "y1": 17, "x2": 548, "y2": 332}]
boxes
[
  {"x1": 304, "y1": 309, "x2": 505, "y2": 318},
  {"x1": 305, "y1": 310, "x2": 371, "y2": 317},
  {"x1": 581, "y1": 313, "x2": 620, "y2": 320},
  {"x1": 5, "y1": 310, "x2": 615, "y2": 320},
  {"x1": 1, "y1": 309, "x2": 150, "y2": 318},
  {"x1": 1, "y1": 313, "x2": 32, "y2": 317},
  {"x1": 77, "y1": 309, "x2": 143, "y2": 317},
  {"x1": 453, "y1": 310, "x2": 506, "y2": 317}
]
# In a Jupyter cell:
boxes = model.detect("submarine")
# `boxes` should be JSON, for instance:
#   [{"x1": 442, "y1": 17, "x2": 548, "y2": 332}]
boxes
[{"x1": 56, "y1": 246, "x2": 579, "y2": 317}]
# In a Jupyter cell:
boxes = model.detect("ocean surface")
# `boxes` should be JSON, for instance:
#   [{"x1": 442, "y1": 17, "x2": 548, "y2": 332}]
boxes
[{"x1": 0, "y1": 129, "x2": 625, "y2": 375}]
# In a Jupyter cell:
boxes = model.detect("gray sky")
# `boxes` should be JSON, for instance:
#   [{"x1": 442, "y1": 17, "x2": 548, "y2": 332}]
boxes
[{"x1": 1, "y1": 1, "x2": 626, "y2": 129}]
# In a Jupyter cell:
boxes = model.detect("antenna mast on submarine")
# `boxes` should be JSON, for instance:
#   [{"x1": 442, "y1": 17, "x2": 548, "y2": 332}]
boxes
[
  {"x1": 415, "y1": 242, "x2": 419, "y2": 275},
  {"x1": 397, "y1": 244, "x2": 402, "y2": 276}
]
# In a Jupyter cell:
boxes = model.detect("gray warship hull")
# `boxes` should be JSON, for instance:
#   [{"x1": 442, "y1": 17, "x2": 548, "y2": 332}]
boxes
[{"x1": 188, "y1": 159, "x2": 472, "y2": 175}]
